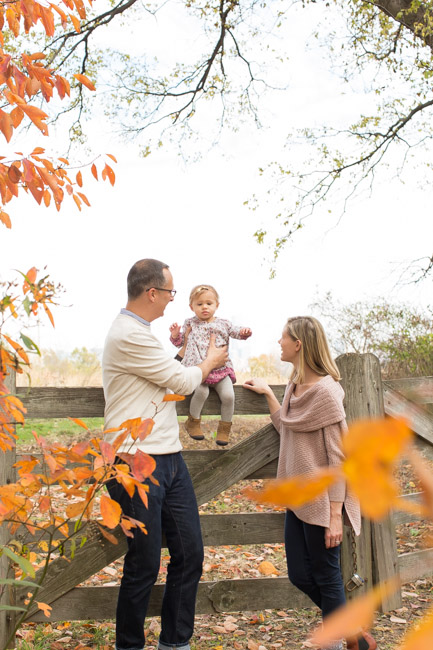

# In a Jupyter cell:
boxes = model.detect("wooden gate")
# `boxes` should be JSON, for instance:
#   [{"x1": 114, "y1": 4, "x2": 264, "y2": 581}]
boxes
[{"x1": 1, "y1": 354, "x2": 432, "y2": 646}]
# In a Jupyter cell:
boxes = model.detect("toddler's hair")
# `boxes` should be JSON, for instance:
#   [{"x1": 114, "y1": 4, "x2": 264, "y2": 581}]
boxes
[
  {"x1": 285, "y1": 316, "x2": 341, "y2": 384},
  {"x1": 189, "y1": 284, "x2": 219, "y2": 304}
]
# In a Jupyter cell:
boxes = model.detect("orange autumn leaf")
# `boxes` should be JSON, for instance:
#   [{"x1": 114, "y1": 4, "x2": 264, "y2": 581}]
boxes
[
  {"x1": 26, "y1": 267, "x2": 37, "y2": 283},
  {"x1": 65, "y1": 500, "x2": 87, "y2": 518},
  {"x1": 162, "y1": 394, "x2": 185, "y2": 402},
  {"x1": 97, "y1": 522, "x2": 118, "y2": 545},
  {"x1": 77, "y1": 191, "x2": 90, "y2": 207},
  {"x1": 136, "y1": 418, "x2": 154, "y2": 441},
  {"x1": 311, "y1": 577, "x2": 400, "y2": 647},
  {"x1": 258, "y1": 560, "x2": 280, "y2": 576},
  {"x1": 132, "y1": 450, "x2": 156, "y2": 481},
  {"x1": 74, "y1": 73, "x2": 95, "y2": 91},
  {"x1": 100, "y1": 495, "x2": 121, "y2": 529},
  {"x1": 244, "y1": 468, "x2": 339, "y2": 508},
  {"x1": 0, "y1": 210, "x2": 11, "y2": 228},
  {"x1": 36, "y1": 601, "x2": 52, "y2": 618},
  {"x1": 342, "y1": 417, "x2": 412, "y2": 520},
  {"x1": 68, "y1": 417, "x2": 89, "y2": 430},
  {"x1": 76, "y1": 170, "x2": 83, "y2": 186},
  {"x1": 69, "y1": 13, "x2": 81, "y2": 33},
  {"x1": 101, "y1": 163, "x2": 115, "y2": 186},
  {"x1": 91, "y1": 163, "x2": 98, "y2": 180},
  {"x1": 399, "y1": 605, "x2": 433, "y2": 650}
]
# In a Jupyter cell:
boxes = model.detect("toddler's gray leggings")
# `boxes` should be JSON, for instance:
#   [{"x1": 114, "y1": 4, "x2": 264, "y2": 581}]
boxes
[{"x1": 189, "y1": 375, "x2": 234, "y2": 422}]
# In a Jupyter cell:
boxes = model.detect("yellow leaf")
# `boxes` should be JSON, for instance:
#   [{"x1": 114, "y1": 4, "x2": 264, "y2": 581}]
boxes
[
  {"x1": 244, "y1": 468, "x2": 339, "y2": 508},
  {"x1": 311, "y1": 577, "x2": 400, "y2": 647}
]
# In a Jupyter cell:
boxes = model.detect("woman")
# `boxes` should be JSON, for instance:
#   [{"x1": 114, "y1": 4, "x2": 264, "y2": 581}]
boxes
[{"x1": 243, "y1": 316, "x2": 376, "y2": 650}]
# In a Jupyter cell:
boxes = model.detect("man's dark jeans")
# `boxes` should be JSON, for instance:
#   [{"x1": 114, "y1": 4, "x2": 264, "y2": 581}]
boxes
[{"x1": 107, "y1": 452, "x2": 204, "y2": 650}]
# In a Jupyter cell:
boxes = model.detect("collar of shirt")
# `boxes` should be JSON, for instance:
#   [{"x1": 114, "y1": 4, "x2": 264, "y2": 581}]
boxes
[{"x1": 120, "y1": 308, "x2": 150, "y2": 327}]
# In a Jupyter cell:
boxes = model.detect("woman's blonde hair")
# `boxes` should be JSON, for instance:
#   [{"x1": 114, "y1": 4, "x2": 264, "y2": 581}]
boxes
[
  {"x1": 285, "y1": 316, "x2": 341, "y2": 384},
  {"x1": 189, "y1": 284, "x2": 219, "y2": 304}
]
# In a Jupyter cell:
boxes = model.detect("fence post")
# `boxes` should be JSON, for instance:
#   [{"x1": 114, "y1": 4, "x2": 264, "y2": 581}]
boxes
[
  {"x1": 337, "y1": 353, "x2": 402, "y2": 611},
  {"x1": 0, "y1": 369, "x2": 18, "y2": 649}
]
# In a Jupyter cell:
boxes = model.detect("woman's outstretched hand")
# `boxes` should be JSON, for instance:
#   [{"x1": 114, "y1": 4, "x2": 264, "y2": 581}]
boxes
[{"x1": 243, "y1": 378, "x2": 272, "y2": 395}]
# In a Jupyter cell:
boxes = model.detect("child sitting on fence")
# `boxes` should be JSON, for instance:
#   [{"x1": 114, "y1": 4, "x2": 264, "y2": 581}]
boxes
[{"x1": 169, "y1": 284, "x2": 252, "y2": 446}]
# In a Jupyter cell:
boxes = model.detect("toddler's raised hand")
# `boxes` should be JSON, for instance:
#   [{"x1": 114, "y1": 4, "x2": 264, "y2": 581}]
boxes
[
  {"x1": 240, "y1": 327, "x2": 252, "y2": 339},
  {"x1": 169, "y1": 322, "x2": 181, "y2": 339}
]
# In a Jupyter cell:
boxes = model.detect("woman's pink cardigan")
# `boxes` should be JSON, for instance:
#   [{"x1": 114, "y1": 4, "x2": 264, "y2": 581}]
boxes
[{"x1": 270, "y1": 375, "x2": 361, "y2": 535}]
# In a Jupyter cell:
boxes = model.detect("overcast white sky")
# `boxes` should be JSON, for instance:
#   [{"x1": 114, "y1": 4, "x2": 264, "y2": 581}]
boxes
[{"x1": 1, "y1": 1, "x2": 432, "y2": 366}]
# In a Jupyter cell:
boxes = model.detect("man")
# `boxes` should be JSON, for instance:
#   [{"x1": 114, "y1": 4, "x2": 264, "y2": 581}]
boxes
[{"x1": 102, "y1": 259, "x2": 228, "y2": 650}]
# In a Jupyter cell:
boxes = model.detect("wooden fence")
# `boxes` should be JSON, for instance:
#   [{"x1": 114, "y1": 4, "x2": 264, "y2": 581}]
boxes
[{"x1": 1, "y1": 353, "x2": 433, "y2": 648}]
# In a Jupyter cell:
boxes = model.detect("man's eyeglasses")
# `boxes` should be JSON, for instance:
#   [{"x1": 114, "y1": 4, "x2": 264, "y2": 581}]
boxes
[{"x1": 146, "y1": 287, "x2": 177, "y2": 298}]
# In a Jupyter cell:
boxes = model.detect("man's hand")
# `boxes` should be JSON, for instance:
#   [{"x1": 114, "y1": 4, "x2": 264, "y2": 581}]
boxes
[
  {"x1": 169, "y1": 322, "x2": 181, "y2": 339},
  {"x1": 198, "y1": 333, "x2": 228, "y2": 381},
  {"x1": 240, "y1": 327, "x2": 252, "y2": 339}
]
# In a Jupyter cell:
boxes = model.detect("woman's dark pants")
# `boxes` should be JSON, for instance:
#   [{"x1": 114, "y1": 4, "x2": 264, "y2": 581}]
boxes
[{"x1": 285, "y1": 509, "x2": 346, "y2": 618}]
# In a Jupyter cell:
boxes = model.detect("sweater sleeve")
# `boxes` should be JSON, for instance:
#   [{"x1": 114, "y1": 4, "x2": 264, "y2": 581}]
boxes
[
  {"x1": 228, "y1": 322, "x2": 248, "y2": 340},
  {"x1": 323, "y1": 421, "x2": 347, "y2": 501},
  {"x1": 270, "y1": 408, "x2": 282, "y2": 434},
  {"x1": 125, "y1": 330, "x2": 202, "y2": 395}
]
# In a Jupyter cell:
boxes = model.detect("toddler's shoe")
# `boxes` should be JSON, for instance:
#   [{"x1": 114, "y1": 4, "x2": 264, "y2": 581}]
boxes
[
  {"x1": 185, "y1": 414, "x2": 204, "y2": 440},
  {"x1": 216, "y1": 420, "x2": 232, "y2": 446}
]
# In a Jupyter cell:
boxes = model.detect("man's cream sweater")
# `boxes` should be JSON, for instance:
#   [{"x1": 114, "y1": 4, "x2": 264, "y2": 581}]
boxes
[{"x1": 102, "y1": 313, "x2": 202, "y2": 454}]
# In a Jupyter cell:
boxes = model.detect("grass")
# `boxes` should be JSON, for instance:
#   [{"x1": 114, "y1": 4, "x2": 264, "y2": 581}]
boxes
[{"x1": 16, "y1": 418, "x2": 104, "y2": 444}]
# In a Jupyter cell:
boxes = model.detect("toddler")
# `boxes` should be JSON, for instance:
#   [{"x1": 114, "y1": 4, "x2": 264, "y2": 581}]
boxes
[{"x1": 170, "y1": 284, "x2": 252, "y2": 445}]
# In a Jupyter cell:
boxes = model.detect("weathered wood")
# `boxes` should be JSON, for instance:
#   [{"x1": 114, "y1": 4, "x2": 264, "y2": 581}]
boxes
[
  {"x1": 383, "y1": 377, "x2": 433, "y2": 403},
  {"x1": 15, "y1": 449, "x2": 279, "y2": 480},
  {"x1": 25, "y1": 578, "x2": 313, "y2": 623},
  {"x1": 190, "y1": 423, "x2": 280, "y2": 506},
  {"x1": 336, "y1": 353, "x2": 385, "y2": 422},
  {"x1": 398, "y1": 548, "x2": 433, "y2": 583},
  {"x1": 17, "y1": 512, "x2": 286, "y2": 548},
  {"x1": 17, "y1": 385, "x2": 286, "y2": 419},
  {"x1": 183, "y1": 449, "x2": 278, "y2": 479},
  {"x1": 0, "y1": 370, "x2": 17, "y2": 650},
  {"x1": 371, "y1": 517, "x2": 401, "y2": 610},
  {"x1": 393, "y1": 492, "x2": 423, "y2": 526},
  {"x1": 336, "y1": 353, "x2": 402, "y2": 611},
  {"x1": 383, "y1": 384, "x2": 433, "y2": 448},
  {"x1": 341, "y1": 520, "x2": 373, "y2": 600}
]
